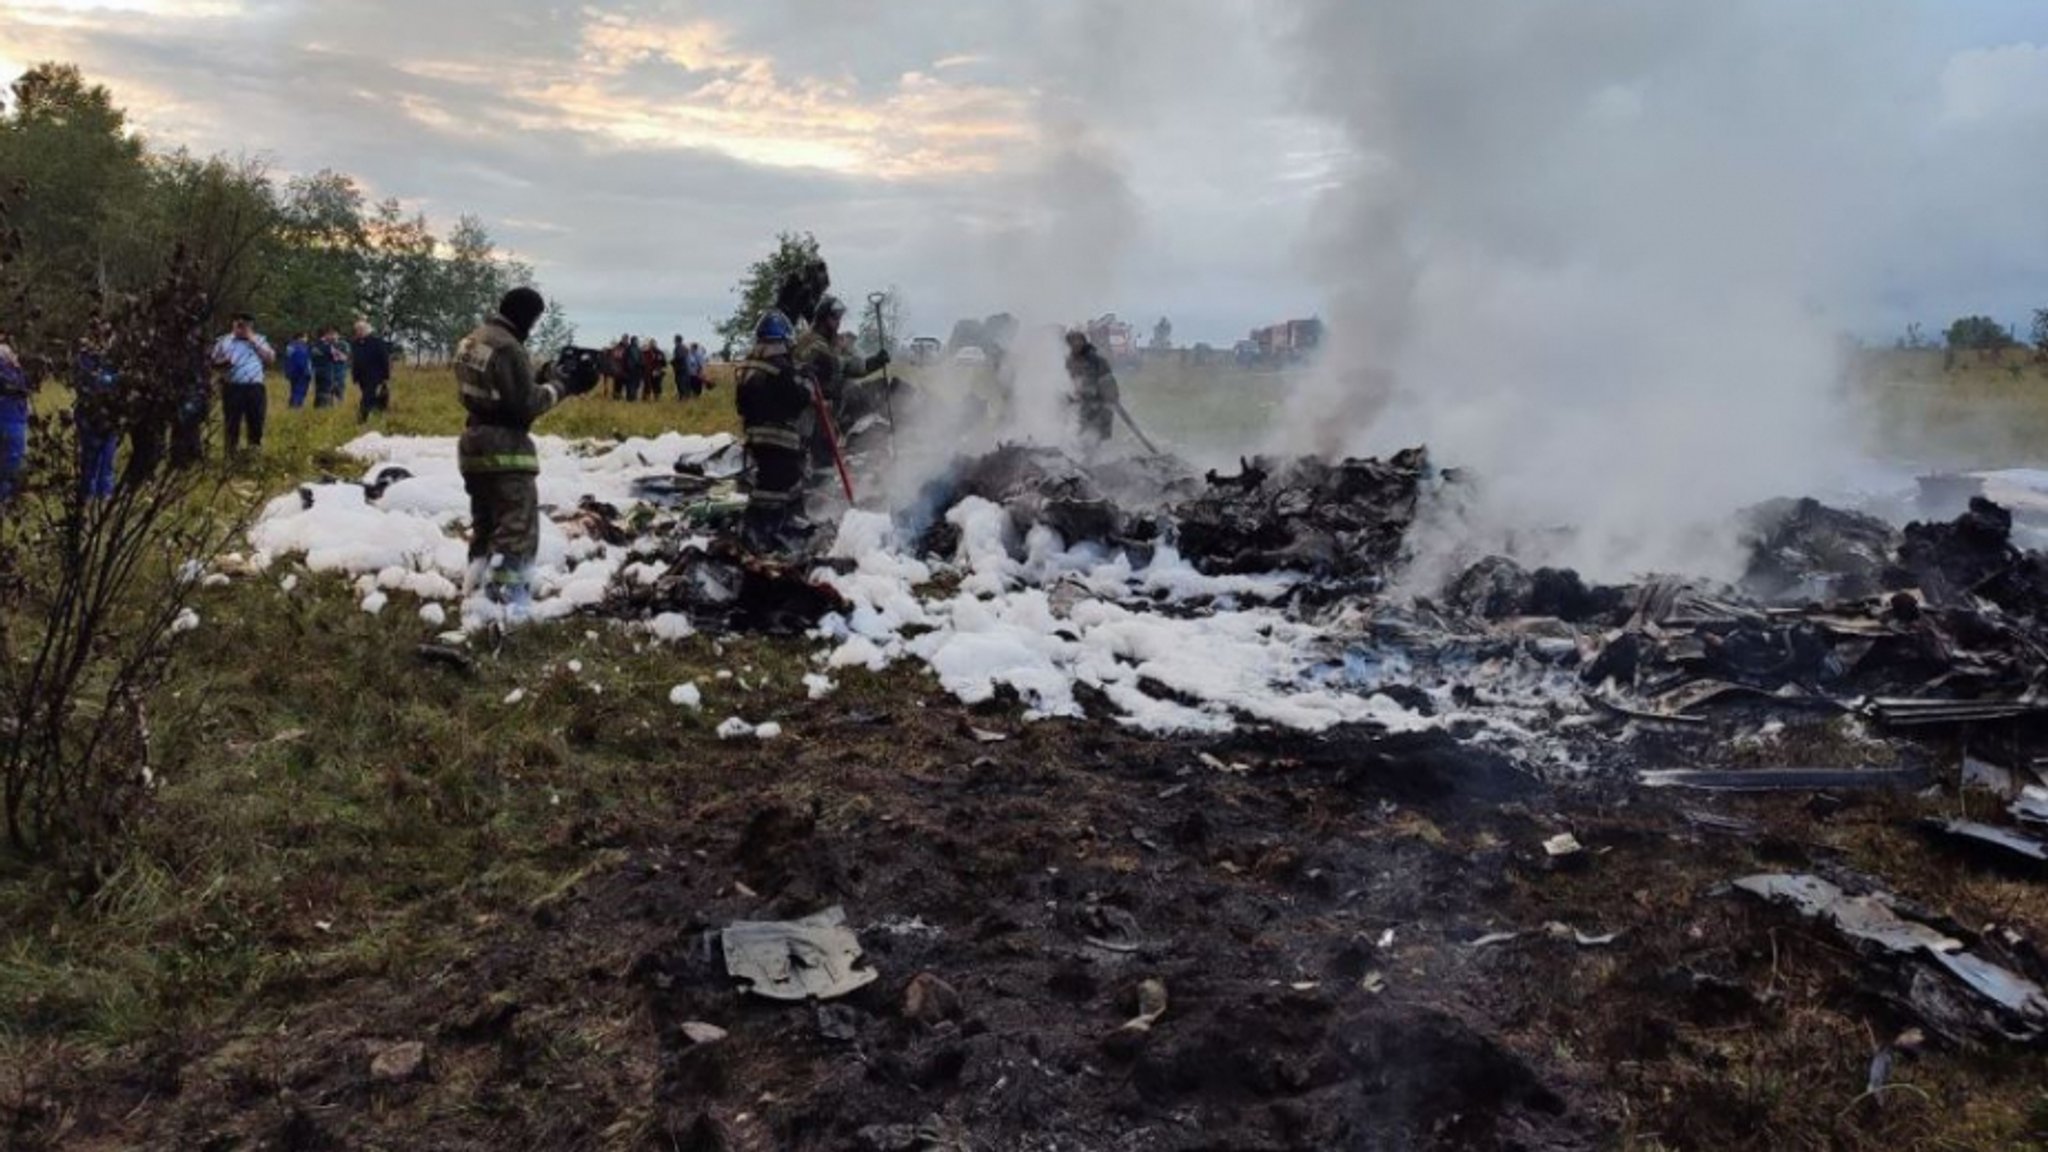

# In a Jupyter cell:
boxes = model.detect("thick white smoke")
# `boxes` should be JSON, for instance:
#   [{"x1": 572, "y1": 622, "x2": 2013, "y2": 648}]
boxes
[{"x1": 1277, "y1": 1, "x2": 1927, "y2": 582}]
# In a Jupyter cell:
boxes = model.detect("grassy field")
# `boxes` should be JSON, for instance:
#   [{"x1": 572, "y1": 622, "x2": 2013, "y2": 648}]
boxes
[
  {"x1": 1859, "y1": 349, "x2": 2048, "y2": 468},
  {"x1": 0, "y1": 363, "x2": 774, "y2": 1049},
  {"x1": 8, "y1": 349, "x2": 2048, "y2": 1148}
]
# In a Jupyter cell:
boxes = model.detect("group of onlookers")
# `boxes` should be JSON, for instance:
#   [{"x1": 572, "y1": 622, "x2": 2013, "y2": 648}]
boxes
[
  {"x1": 0, "y1": 312, "x2": 398, "y2": 502},
  {"x1": 0, "y1": 309, "x2": 721, "y2": 504},
  {"x1": 283, "y1": 320, "x2": 394, "y2": 423},
  {"x1": 604, "y1": 334, "x2": 712, "y2": 402}
]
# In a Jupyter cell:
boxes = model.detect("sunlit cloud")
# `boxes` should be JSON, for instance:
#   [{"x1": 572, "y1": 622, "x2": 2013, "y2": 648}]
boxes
[{"x1": 516, "y1": 10, "x2": 1035, "y2": 177}]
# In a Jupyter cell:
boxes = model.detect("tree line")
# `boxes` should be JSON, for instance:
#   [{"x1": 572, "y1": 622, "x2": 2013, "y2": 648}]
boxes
[
  {"x1": 1896, "y1": 314, "x2": 2048, "y2": 364},
  {"x1": 0, "y1": 62, "x2": 572, "y2": 363}
]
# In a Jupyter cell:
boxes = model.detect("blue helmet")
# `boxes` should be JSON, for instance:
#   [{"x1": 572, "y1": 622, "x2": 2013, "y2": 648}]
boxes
[{"x1": 754, "y1": 309, "x2": 795, "y2": 346}]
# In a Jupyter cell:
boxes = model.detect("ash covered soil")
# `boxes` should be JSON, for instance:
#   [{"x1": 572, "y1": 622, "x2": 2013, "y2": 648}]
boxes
[{"x1": 17, "y1": 440, "x2": 2048, "y2": 1150}]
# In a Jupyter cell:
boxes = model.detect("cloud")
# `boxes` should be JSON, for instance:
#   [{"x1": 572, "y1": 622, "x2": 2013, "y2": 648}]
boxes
[
  {"x1": 0, "y1": 0, "x2": 2041, "y2": 363},
  {"x1": 1942, "y1": 41, "x2": 2048, "y2": 124}
]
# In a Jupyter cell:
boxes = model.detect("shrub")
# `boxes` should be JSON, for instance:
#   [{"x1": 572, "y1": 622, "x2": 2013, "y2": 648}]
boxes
[{"x1": 0, "y1": 196, "x2": 248, "y2": 869}]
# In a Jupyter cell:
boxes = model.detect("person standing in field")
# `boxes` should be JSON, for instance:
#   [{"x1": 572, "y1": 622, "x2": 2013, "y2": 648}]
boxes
[
  {"x1": 310, "y1": 326, "x2": 346, "y2": 408},
  {"x1": 72, "y1": 330, "x2": 119, "y2": 498},
  {"x1": 454, "y1": 287, "x2": 596, "y2": 623},
  {"x1": 1064, "y1": 328, "x2": 1119, "y2": 450},
  {"x1": 672, "y1": 335, "x2": 691, "y2": 398},
  {"x1": 211, "y1": 311, "x2": 275, "y2": 455},
  {"x1": 0, "y1": 330, "x2": 29, "y2": 502},
  {"x1": 284, "y1": 332, "x2": 313, "y2": 409},
  {"x1": 689, "y1": 341, "x2": 712, "y2": 395},
  {"x1": 643, "y1": 337, "x2": 667, "y2": 401},
  {"x1": 351, "y1": 319, "x2": 393, "y2": 424},
  {"x1": 619, "y1": 333, "x2": 643, "y2": 401}
]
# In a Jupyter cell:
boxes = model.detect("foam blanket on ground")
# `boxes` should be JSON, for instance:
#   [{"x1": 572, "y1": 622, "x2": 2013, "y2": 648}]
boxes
[
  {"x1": 250, "y1": 433, "x2": 737, "y2": 630},
  {"x1": 247, "y1": 435, "x2": 1436, "y2": 736}
]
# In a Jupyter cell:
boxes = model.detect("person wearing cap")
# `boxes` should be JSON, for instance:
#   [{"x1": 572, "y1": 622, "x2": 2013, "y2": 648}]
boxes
[
  {"x1": 211, "y1": 311, "x2": 275, "y2": 454},
  {"x1": 1064, "y1": 328, "x2": 1119, "y2": 449},
  {"x1": 453, "y1": 287, "x2": 596, "y2": 622},
  {"x1": 0, "y1": 329, "x2": 29, "y2": 502}
]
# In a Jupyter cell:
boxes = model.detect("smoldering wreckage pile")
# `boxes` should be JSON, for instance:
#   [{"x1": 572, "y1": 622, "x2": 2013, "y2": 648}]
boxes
[{"x1": 231, "y1": 430, "x2": 2048, "y2": 1147}]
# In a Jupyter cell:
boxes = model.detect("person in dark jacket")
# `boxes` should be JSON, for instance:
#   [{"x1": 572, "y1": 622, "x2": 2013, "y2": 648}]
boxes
[
  {"x1": 73, "y1": 332, "x2": 119, "y2": 499},
  {"x1": 736, "y1": 309, "x2": 812, "y2": 551},
  {"x1": 0, "y1": 330, "x2": 28, "y2": 502},
  {"x1": 642, "y1": 338, "x2": 667, "y2": 401},
  {"x1": 794, "y1": 295, "x2": 888, "y2": 468},
  {"x1": 455, "y1": 288, "x2": 596, "y2": 622},
  {"x1": 284, "y1": 333, "x2": 314, "y2": 408},
  {"x1": 1064, "y1": 329, "x2": 1119, "y2": 449},
  {"x1": 351, "y1": 320, "x2": 394, "y2": 423},
  {"x1": 310, "y1": 326, "x2": 346, "y2": 408},
  {"x1": 619, "y1": 333, "x2": 643, "y2": 401}
]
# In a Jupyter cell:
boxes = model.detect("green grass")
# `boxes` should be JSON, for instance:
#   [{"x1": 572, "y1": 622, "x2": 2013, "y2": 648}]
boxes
[
  {"x1": 0, "y1": 563, "x2": 894, "y2": 1048},
  {"x1": 0, "y1": 361, "x2": 859, "y2": 1057},
  {"x1": 1859, "y1": 350, "x2": 2048, "y2": 468}
]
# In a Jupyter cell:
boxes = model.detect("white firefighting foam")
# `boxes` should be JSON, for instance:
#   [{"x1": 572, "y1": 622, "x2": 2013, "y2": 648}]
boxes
[{"x1": 247, "y1": 435, "x2": 1429, "y2": 735}]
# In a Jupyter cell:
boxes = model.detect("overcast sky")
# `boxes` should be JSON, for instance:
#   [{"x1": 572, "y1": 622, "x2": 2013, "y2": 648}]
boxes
[{"x1": 1, "y1": 0, "x2": 2044, "y2": 347}]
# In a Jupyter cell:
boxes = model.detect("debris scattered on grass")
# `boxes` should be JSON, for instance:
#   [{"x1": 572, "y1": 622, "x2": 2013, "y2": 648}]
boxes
[
  {"x1": 368, "y1": 1040, "x2": 427, "y2": 1084},
  {"x1": 1640, "y1": 767, "x2": 1928, "y2": 793},
  {"x1": 1119, "y1": 979, "x2": 1169, "y2": 1033},
  {"x1": 1735, "y1": 873, "x2": 2048, "y2": 1042},
  {"x1": 415, "y1": 644, "x2": 474, "y2": 674},
  {"x1": 902, "y1": 973, "x2": 963, "y2": 1026},
  {"x1": 721, "y1": 906, "x2": 879, "y2": 1002},
  {"x1": 1920, "y1": 819, "x2": 2048, "y2": 870},
  {"x1": 680, "y1": 1022, "x2": 728, "y2": 1045}
]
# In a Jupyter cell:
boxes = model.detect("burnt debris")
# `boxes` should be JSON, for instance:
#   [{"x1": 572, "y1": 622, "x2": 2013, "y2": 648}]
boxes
[{"x1": 1171, "y1": 448, "x2": 1430, "y2": 582}]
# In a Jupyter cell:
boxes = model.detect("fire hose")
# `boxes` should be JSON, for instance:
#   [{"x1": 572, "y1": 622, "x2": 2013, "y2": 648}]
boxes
[{"x1": 1114, "y1": 399, "x2": 1162, "y2": 455}]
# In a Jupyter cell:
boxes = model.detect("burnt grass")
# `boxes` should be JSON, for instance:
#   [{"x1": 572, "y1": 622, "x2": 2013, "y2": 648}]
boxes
[{"x1": 10, "y1": 594, "x2": 2048, "y2": 1149}]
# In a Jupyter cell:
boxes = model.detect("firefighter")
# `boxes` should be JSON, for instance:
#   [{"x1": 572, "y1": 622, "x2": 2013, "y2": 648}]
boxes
[
  {"x1": 794, "y1": 295, "x2": 888, "y2": 466},
  {"x1": 736, "y1": 308, "x2": 813, "y2": 551},
  {"x1": 1064, "y1": 329, "x2": 1118, "y2": 448},
  {"x1": 454, "y1": 287, "x2": 596, "y2": 622}
]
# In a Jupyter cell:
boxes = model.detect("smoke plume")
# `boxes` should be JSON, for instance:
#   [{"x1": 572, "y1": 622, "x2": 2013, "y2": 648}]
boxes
[{"x1": 1276, "y1": 1, "x2": 1926, "y2": 581}]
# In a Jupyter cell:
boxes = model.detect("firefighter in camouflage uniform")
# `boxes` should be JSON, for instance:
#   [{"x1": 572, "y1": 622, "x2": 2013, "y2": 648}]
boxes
[
  {"x1": 736, "y1": 258, "x2": 832, "y2": 551},
  {"x1": 1065, "y1": 329, "x2": 1119, "y2": 449},
  {"x1": 793, "y1": 295, "x2": 889, "y2": 469},
  {"x1": 454, "y1": 287, "x2": 596, "y2": 621}
]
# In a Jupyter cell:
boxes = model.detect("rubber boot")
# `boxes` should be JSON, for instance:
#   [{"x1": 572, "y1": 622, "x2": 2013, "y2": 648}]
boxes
[
  {"x1": 489, "y1": 560, "x2": 534, "y2": 626},
  {"x1": 461, "y1": 558, "x2": 490, "y2": 600}
]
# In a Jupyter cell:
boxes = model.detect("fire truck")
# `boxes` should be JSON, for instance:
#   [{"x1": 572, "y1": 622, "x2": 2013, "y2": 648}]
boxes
[
  {"x1": 1248, "y1": 318, "x2": 1324, "y2": 366},
  {"x1": 1085, "y1": 314, "x2": 1142, "y2": 369}
]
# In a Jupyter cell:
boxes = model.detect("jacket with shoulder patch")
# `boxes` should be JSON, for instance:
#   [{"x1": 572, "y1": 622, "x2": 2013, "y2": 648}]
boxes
[
  {"x1": 455, "y1": 315, "x2": 561, "y2": 474},
  {"x1": 736, "y1": 344, "x2": 810, "y2": 452}
]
